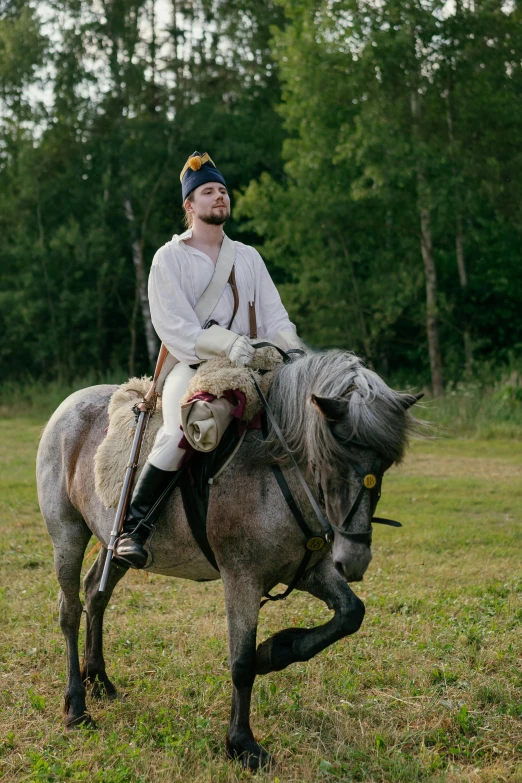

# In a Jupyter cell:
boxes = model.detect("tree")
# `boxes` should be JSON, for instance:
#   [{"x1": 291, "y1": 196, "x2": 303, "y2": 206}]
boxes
[
  {"x1": 0, "y1": 0, "x2": 286, "y2": 381},
  {"x1": 236, "y1": 0, "x2": 522, "y2": 393}
]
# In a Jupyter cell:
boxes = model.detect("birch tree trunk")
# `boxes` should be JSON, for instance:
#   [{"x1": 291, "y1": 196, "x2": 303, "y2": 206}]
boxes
[
  {"x1": 124, "y1": 197, "x2": 159, "y2": 368},
  {"x1": 99, "y1": 0, "x2": 159, "y2": 370},
  {"x1": 339, "y1": 235, "x2": 372, "y2": 362},
  {"x1": 37, "y1": 198, "x2": 63, "y2": 380},
  {"x1": 411, "y1": 90, "x2": 444, "y2": 397},
  {"x1": 446, "y1": 60, "x2": 473, "y2": 370}
]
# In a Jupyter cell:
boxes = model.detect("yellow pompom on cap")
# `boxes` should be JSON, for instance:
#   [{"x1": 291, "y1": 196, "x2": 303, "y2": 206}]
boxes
[{"x1": 189, "y1": 155, "x2": 202, "y2": 171}]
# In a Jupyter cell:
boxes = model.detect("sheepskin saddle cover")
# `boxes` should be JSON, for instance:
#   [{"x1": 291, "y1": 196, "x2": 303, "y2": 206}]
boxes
[{"x1": 94, "y1": 346, "x2": 282, "y2": 508}]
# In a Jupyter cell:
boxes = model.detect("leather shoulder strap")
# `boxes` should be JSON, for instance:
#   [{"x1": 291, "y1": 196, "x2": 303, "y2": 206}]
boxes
[
  {"x1": 227, "y1": 266, "x2": 240, "y2": 329},
  {"x1": 194, "y1": 234, "x2": 236, "y2": 326},
  {"x1": 249, "y1": 301, "x2": 257, "y2": 339}
]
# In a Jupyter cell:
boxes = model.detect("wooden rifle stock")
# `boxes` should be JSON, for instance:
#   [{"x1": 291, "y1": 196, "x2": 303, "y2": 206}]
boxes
[{"x1": 98, "y1": 344, "x2": 169, "y2": 592}]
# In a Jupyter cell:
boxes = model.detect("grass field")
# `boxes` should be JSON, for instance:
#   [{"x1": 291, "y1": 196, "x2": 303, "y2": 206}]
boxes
[{"x1": 0, "y1": 415, "x2": 521, "y2": 783}]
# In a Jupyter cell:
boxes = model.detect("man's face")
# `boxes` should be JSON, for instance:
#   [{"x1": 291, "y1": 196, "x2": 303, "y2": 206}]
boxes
[{"x1": 187, "y1": 182, "x2": 231, "y2": 226}]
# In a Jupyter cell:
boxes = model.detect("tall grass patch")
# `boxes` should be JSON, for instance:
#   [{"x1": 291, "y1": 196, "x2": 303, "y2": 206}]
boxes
[
  {"x1": 2, "y1": 361, "x2": 521, "y2": 438},
  {"x1": 389, "y1": 362, "x2": 522, "y2": 439}
]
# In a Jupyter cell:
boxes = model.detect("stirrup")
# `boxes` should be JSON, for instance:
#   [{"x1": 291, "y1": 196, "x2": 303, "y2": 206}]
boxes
[{"x1": 114, "y1": 533, "x2": 149, "y2": 570}]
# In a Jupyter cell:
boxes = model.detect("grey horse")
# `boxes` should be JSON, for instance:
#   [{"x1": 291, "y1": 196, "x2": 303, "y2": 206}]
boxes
[{"x1": 37, "y1": 350, "x2": 419, "y2": 770}]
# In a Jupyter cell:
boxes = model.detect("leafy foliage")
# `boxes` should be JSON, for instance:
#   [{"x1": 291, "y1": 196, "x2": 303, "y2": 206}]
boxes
[
  {"x1": 236, "y1": 0, "x2": 522, "y2": 388},
  {"x1": 0, "y1": 0, "x2": 285, "y2": 380},
  {"x1": 1, "y1": 0, "x2": 521, "y2": 392}
]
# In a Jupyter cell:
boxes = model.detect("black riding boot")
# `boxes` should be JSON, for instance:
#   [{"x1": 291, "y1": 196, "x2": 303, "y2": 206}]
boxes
[{"x1": 114, "y1": 462, "x2": 176, "y2": 569}]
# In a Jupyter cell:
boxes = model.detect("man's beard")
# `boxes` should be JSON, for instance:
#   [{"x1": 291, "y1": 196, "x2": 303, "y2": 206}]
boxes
[{"x1": 199, "y1": 206, "x2": 230, "y2": 226}]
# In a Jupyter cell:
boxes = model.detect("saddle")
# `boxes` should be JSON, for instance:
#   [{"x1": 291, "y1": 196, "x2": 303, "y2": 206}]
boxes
[{"x1": 95, "y1": 350, "x2": 283, "y2": 569}]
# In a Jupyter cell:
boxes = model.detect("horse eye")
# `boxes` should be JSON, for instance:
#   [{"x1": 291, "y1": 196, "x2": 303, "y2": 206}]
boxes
[
  {"x1": 381, "y1": 457, "x2": 394, "y2": 472},
  {"x1": 332, "y1": 429, "x2": 350, "y2": 445}
]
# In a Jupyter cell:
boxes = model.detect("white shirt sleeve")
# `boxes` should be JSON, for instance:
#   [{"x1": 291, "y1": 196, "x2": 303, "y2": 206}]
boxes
[
  {"x1": 148, "y1": 246, "x2": 204, "y2": 364},
  {"x1": 252, "y1": 249, "x2": 297, "y2": 340}
]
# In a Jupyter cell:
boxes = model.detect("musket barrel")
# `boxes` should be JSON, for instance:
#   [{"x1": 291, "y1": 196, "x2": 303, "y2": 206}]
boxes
[
  {"x1": 98, "y1": 409, "x2": 150, "y2": 592},
  {"x1": 98, "y1": 344, "x2": 168, "y2": 593}
]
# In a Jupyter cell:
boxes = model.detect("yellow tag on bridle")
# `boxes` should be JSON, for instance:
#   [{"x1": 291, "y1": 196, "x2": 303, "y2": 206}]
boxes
[
  {"x1": 306, "y1": 536, "x2": 325, "y2": 551},
  {"x1": 363, "y1": 474, "x2": 377, "y2": 489}
]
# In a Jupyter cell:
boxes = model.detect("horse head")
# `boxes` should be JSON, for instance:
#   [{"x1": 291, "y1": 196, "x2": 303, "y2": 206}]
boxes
[
  {"x1": 313, "y1": 393, "x2": 420, "y2": 580},
  {"x1": 311, "y1": 371, "x2": 422, "y2": 581},
  {"x1": 265, "y1": 350, "x2": 423, "y2": 583}
]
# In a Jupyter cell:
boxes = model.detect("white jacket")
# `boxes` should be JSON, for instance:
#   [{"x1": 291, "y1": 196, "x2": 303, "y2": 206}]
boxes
[{"x1": 148, "y1": 230, "x2": 298, "y2": 364}]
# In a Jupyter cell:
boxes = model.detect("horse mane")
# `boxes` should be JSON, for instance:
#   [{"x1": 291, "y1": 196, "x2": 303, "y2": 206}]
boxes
[{"x1": 251, "y1": 349, "x2": 420, "y2": 473}]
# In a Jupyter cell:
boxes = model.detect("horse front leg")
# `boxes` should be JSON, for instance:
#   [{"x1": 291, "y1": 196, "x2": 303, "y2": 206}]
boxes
[
  {"x1": 81, "y1": 548, "x2": 128, "y2": 699},
  {"x1": 222, "y1": 576, "x2": 273, "y2": 771},
  {"x1": 256, "y1": 554, "x2": 365, "y2": 675}
]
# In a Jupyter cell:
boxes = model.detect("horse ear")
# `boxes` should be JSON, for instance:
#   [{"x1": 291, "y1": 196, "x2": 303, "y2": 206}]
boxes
[
  {"x1": 401, "y1": 392, "x2": 424, "y2": 409},
  {"x1": 311, "y1": 394, "x2": 345, "y2": 421}
]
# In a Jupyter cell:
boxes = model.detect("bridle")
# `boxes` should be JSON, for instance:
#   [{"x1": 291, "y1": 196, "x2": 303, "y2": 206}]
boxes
[
  {"x1": 250, "y1": 343, "x2": 402, "y2": 604},
  {"x1": 318, "y1": 453, "x2": 402, "y2": 547}
]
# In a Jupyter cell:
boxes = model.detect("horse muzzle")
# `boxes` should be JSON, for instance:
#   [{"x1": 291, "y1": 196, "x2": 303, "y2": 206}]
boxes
[{"x1": 332, "y1": 538, "x2": 372, "y2": 582}]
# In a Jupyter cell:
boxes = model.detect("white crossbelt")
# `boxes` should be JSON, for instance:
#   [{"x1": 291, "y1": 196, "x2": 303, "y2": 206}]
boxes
[{"x1": 157, "y1": 234, "x2": 236, "y2": 391}]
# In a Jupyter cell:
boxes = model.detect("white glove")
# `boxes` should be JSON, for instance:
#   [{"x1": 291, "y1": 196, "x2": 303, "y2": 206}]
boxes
[
  {"x1": 195, "y1": 324, "x2": 239, "y2": 360},
  {"x1": 227, "y1": 335, "x2": 255, "y2": 367}
]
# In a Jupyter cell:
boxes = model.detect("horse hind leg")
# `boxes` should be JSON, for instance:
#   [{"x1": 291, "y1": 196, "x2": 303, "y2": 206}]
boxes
[
  {"x1": 81, "y1": 548, "x2": 128, "y2": 699},
  {"x1": 256, "y1": 555, "x2": 365, "y2": 675},
  {"x1": 53, "y1": 519, "x2": 94, "y2": 728}
]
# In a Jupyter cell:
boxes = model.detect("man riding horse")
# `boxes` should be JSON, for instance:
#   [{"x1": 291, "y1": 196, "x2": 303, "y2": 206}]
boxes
[{"x1": 114, "y1": 151, "x2": 306, "y2": 569}]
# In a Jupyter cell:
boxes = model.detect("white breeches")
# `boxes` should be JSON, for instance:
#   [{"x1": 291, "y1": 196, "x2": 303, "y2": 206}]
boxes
[{"x1": 147, "y1": 362, "x2": 197, "y2": 471}]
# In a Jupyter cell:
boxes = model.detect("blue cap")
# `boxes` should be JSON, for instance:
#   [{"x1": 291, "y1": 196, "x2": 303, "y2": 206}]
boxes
[{"x1": 180, "y1": 151, "x2": 227, "y2": 201}]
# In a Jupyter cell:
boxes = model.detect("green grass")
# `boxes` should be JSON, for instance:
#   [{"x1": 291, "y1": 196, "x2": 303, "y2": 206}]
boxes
[
  {"x1": 0, "y1": 374, "x2": 124, "y2": 422},
  {"x1": 0, "y1": 415, "x2": 521, "y2": 782}
]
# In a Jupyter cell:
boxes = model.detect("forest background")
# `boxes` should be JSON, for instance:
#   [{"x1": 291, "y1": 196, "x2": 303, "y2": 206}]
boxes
[{"x1": 1, "y1": 0, "x2": 522, "y2": 407}]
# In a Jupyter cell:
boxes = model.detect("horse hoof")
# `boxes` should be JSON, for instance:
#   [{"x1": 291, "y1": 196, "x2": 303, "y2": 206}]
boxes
[
  {"x1": 256, "y1": 627, "x2": 310, "y2": 674},
  {"x1": 226, "y1": 736, "x2": 274, "y2": 770},
  {"x1": 81, "y1": 669, "x2": 118, "y2": 701},
  {"x1": 65, "y1": 712, "x2": 96, "y2": 730},
  {"x1": 91, "y1": 680, "x2": 118, "y2": 701}
]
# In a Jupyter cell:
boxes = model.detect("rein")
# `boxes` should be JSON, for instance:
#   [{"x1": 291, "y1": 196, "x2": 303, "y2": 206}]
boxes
[
  {"x1": 251, "y1": 343, "x2": 402, "y2": 604},
  {"x1": 251, "y1": 370, "x2": 332, "y2": 540},
  {"x1": 252, "y1": 371, "x2": 331, "y2": 607}
]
